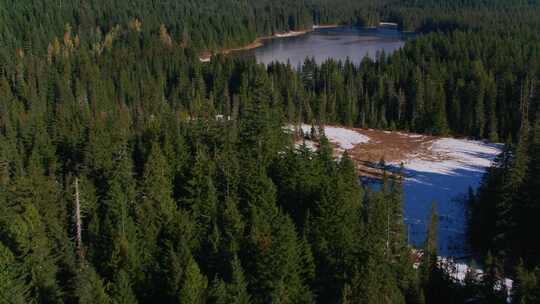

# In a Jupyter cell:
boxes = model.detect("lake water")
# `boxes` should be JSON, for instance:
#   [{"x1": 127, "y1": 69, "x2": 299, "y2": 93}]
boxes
[{"x1": 244, "y1": 26, "x2": 407, "y2": 67}]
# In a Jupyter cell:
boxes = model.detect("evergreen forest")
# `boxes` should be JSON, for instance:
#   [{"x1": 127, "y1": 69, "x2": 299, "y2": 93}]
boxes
[{"x1": 0, "y1": 0, "x2": 539, "y2": 303}]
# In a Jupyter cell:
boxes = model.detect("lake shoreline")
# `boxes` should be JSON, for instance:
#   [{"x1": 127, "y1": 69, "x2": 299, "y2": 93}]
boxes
[{"x1": 199, "y1": 24, "x2": 340, "y2": 62}]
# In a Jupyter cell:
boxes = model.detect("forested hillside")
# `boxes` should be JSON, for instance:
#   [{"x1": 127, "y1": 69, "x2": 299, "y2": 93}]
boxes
[
  {"x1": 469, "y1": 120, "x2": 540, "y2": 303},
  {"x1": 0, "y1": 0, "x2": 539, "y2": 303},
  {"x1": 0, "y1": 0, "x2": 379, "y2": 58},
  {"x1": 0, "y1": 40, "x2": 439, "y2": 303}
]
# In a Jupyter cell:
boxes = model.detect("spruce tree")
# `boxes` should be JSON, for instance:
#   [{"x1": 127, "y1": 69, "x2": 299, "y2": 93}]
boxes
[
  {"x1": 179, "y1": 254, "x2": 208, "y2": 304},
  {"x1": 73, "y1": 265, "x2": 111, "y2": 304},
  {"x1": 0, "y1": 243, "x2": 29, "y2": 304}
]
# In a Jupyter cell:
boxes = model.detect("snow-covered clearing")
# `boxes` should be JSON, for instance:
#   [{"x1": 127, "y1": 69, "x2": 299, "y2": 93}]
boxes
[
  {"x1": 392, "y1": 137, "x2": 502, "y2": 257},
  {"x1": 287, "y1": 125, "x2": 502, "y2": 258},
  {"x1": 290, "y1": 124, "x2": 370, "y2": 151},
  {"x1": 324, "y1": 126, "x2": 370, "y2": 150}
]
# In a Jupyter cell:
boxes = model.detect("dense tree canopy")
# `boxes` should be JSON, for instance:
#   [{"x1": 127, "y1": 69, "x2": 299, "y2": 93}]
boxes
[{"x1": 0, "y1": 0, "x2": 539, "y2": 303}]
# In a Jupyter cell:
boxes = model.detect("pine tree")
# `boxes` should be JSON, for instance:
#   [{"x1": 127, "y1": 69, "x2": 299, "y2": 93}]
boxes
[
  {"x1": 308, "y1": 151, "x2": 362, "y2": 301},
  {"x1": 100, "y1": 149, "x2": 140, "y2": 281},
  {"x1": 523, "y1": 118, "x2": 540, "y2": 265},
  {"x1": 3, "y1": 174, "x2": 63, "y2": 303},
  {"x1": 472, "y1": 61, "x2": 487, "y2": 138},
  {"x1": 514, "y1": 261, "x2": 540, "y2": 304},
  {"x1": 208, "y1": 277, "x2": 229, "y2": 304},
  {"x1": 179, "y1": 255, "x2": 208, "y2": 304},
  {"x1": 431, "y1": 82, "x2": 449, "y2": 135},
  {"x1": 419, "y1": 204, "x2": 440, "y2": 302},
  {"x1": 0, "y1": 243, "x2": 29, "y2": 304},
  {"x1": 496, "y1": 125, "x2": 529, "y2": 259},
  {"x1": 220, "y1": 196, "x2": 245, "y2": 262},
  {"x1": 485, "y1": 75, "x2": 499, "y2": 142},
  {"x1": 183, "y1": 146, "x2": 218, "y2": 239},
  {"x1": 226, "y1": 255, "x2": 251, "y2": 304},
  {"x1": 73, "y1": 265, "x2": 111, "y2": 304},
  {"x1": 412, "y1": 68, "x2": 425, "y2": 131},
  {"x1": 481, "y1": 252, "x2": 506, "y2": 303},
  {"x1": 137, "y1": 142, "x2": 176, "y2": 268},
  {"x1": 110, "y1": 270, "x2": 138, "y2": 304}
]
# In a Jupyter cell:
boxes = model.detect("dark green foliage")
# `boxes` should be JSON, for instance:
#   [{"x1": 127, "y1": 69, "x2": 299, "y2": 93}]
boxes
[
  {"x1": 73, "y1": 265, "x2": 111, "y2": 304},
  {"x1": 0, "y1": 0, "x2": 538, "y2": 303},
  {"x1": 469, "y1": 97, "x2": 540, "y2": 303},
  {"x1": 470, "y1": 121, "x2": 540, "y2": 269},
  {"x1": 0, "y1": 243, "x2": 29, "y2": 303},
  {"x1": 514, "y1": 261, "x2": 540, "y2": 304}
]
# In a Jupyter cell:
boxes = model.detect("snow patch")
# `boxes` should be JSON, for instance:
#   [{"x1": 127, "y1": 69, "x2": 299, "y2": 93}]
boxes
[
  {"x1": 323, "y1": 126, "x2": 370, "y2": 149},
  {"x1": 287, "y1": 124, "x2": 370, "y2": 150},
  {"x1": 440, "y1": 258, "x2": 513, "y2": 303},
  {"x1": 295, "y1": 140, "x2": 318, "y2": 152},
  {"x1": 392, "y1": 138, "x2": 502, "y2": 257}
]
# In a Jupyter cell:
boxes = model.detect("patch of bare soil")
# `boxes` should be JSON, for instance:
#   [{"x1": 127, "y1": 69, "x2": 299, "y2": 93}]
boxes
[
  {"x1": 347, "y1": 128, "x2": 436, "y2": 180},
  {"x1": 291, "y1": 125, "x2": 444, "y2": 180}
]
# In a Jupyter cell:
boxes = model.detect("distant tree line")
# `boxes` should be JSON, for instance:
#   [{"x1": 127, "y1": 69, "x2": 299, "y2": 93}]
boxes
[
  {"x1": 270, "y1": 23, "x2": 539, "y2": 141},
  {"x1": 2, "y1": 0, "x2": 539, "y2": 57},
  {"x1": 0, "y1": 0, "x2": 380, "y2": 59}
]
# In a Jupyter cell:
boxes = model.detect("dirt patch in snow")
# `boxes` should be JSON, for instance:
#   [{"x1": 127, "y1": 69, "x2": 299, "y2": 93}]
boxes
[
  {"x1": 289, "y1": 125, "x2": 441, "y2": 179},
  {"x1": 298, "y1": 126, "x2": 502, "y2": 257},
  {"x1": 288, "y1": 125, "x2": 502, "y2": 256},
  {"x1": 346, "y1": 128, "x2": 436, "y2": 179},
  {"x1": 349, "y1": 129, "x2": 435, "y2": 163}
]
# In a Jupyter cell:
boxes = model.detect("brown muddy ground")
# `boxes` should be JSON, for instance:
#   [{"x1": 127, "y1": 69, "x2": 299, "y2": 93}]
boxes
[
  {"x1": 338, "y1": 128, "x2": 436, "y2": 179},
  {"x1": 292, "y1": 126, "x2": 440, "y2": 180}
]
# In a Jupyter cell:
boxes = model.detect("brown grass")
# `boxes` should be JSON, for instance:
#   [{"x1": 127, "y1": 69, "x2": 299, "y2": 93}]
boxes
[{"x1": 345, "y1": 128, "x2": 436, "y2": 180}]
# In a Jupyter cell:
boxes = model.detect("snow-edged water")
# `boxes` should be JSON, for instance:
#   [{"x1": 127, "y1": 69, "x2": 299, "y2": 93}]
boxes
[{"x1": 392, "y1": 138, "x2": 502, "y2": 257}]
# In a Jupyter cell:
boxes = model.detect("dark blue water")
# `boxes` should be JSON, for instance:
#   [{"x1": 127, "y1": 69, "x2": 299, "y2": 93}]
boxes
[{"x1": 246, "y1": 26, "x2": 407, "y2": 67}]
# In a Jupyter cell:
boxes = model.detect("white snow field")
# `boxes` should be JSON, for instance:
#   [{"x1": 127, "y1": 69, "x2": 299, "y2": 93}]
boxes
[
  {"x1": 290, "y1": 124, "x2": 370, "y2": 150},
  {"x1": 393, "y1": 137, "x2": 502, "y2": 257}
]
